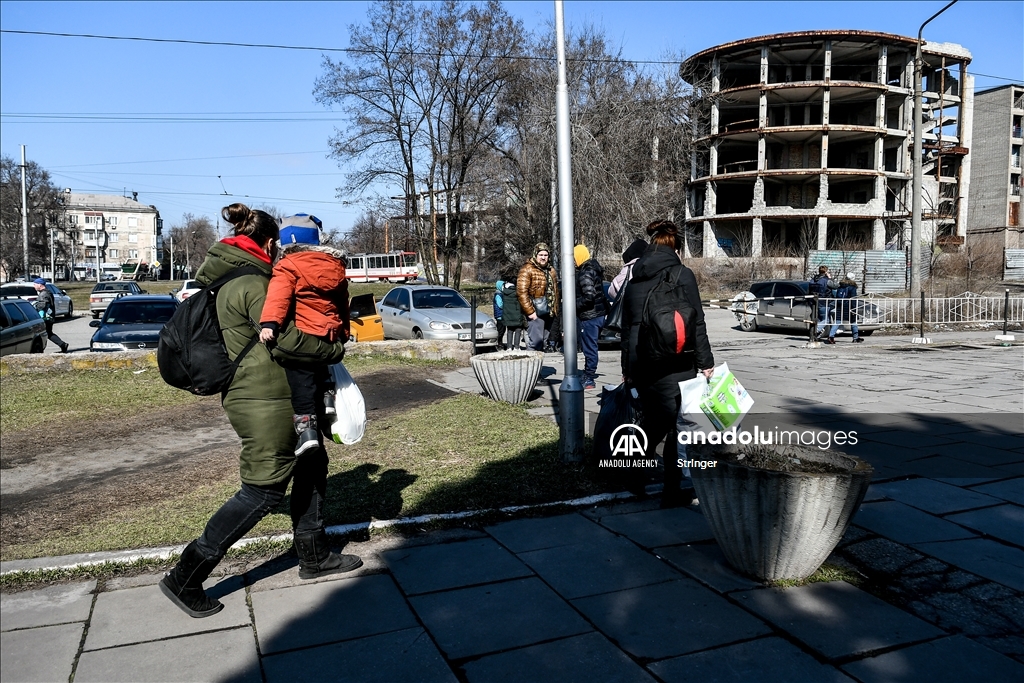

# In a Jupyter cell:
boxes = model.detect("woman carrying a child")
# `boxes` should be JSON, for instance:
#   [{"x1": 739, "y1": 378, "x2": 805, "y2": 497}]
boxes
[{"x1": 160, "y1": 204, "x2": 360, "y2": 620}]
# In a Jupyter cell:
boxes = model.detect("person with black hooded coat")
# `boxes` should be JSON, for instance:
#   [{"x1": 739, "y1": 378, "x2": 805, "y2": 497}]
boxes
[{"x1": 620, "y1": 220, "x2": 715, "y2": 507}]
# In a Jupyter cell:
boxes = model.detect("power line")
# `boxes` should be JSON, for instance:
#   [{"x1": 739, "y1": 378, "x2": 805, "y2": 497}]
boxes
[{"x1": 49, "y1": 150, "x2": 331, "y2": 168}]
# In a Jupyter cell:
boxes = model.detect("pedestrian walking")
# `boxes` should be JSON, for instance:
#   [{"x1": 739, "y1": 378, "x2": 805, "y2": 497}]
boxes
[
  {"x1": 825, "y1": 273, "x2": 864, "y2": 344},
  {"x1": 516, "y1": 243, "x2": 559, "y2": 351},
  {"x1": 573, "y1": 244, "x2": 607, "y2": 390},
  {"x1": 31, "y1": 278, "x2": 68, "y2": 353},
  {"x1": 258, "y1": 213, "x2": 348, "y2": 456},
  {"x1": 160, "y1": 203, "x2": 361, "y2": 620},
  {"x1": 620, "y1": 220, "x2": 714, "y2": 507}
]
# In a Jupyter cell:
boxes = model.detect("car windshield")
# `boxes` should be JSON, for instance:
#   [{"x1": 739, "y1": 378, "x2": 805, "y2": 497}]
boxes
[
  {"x1": 93, "y1": 283, "x2": 136, "y2": 293},
  {"x1": 1, "y1": 285, "x2": 36, "y2": 297},
  {"x1": 411, "y1": 289, "x2": 468, "y2": 309},
  {"x1": 349, "y1": 294, "x2": 376, "y2": 319},
  {"x1": 105, "y1": 302, "x2": 176, "y2": 324}
]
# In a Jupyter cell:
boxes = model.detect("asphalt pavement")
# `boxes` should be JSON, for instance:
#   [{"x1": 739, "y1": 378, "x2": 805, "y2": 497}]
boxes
[{"x1": 3, "y1": 308, "x2": 1023, "y2": 682}]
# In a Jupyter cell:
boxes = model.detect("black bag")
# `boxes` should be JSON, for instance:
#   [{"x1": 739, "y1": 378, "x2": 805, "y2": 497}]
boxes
[
  {"x1": 603, "y1": 281, "x2": 627, "y2": 333},
  {"x1": 158, "y1": 266, "x2": 267, "y2": 395},
  {"x1": 592, "y1": 383, "x2": 643, "y2": 464},
  {"x1": 639, "y1": 266, "x2": 697, "y2": 362}
]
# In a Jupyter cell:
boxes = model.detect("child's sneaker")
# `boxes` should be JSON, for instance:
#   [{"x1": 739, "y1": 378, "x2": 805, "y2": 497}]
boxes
[
  {"x1": 324, "y1": 389, "x2": 337, "y2": 415},
  {"x1": 583, "y1": 376, "x2": 596, "y2": 390},
  {"x1": 293, "y1": 414, "x2": 320, "y2": 455}
]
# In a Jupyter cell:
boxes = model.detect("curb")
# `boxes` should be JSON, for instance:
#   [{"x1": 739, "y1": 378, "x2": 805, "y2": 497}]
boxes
[{"x1": 0, "y1": 492, "x2": 633, "y2": 577}]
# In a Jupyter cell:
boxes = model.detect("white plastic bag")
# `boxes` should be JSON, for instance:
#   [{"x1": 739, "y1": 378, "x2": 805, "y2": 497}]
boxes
[
  {"x1": 328, "y1": 362, "x2": 366, "y2": 445},
  {"x1": 678, "y1": 362, "x2": 754, "y2": 432},
  {"x1": 679, "y1": 375, "x2": 715, "y2": 433}
]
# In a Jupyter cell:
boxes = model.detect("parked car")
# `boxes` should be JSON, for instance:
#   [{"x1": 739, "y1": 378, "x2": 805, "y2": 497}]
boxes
[
  {"x1": 348, "y1": 293, "x2": 385, "y2": 343},
  {"x1": 378, "y1": 285, "x2": 498, "y2": 345},
  {"x1": 89, "y1": 281, "x2": 146, "y2": 318},
  {"x1": 89, "y1": 295, "x2": 178, "y2": 351},
  {"x1": 730, "y1": 280, "x2": 878, "y2": 335},
  {"x1": 173, "y1": 279, "x2": 202, "y2": 303},
  {"x1": 0, "y1": 282, "x2": 74, "y2": 318},
  {"x1": 0, "y1": 297, "x2": 47, "y2": 356}
]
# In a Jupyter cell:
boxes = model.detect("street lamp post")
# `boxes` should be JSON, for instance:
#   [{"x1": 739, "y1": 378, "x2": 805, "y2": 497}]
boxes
[{"x1": 911, "y1": 0, "x2": 958, "y2": 297}]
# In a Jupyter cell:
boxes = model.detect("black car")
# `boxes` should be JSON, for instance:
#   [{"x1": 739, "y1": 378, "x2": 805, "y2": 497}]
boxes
[
  {"x1": 89, "y1": 295, "x2": 178, "y2": 352},
  {"x1": 0, "y1": 297, "x2": 47, "y2": 356}
]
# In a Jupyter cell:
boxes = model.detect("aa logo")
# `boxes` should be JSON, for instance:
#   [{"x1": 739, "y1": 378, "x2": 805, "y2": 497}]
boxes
[{"x1": 609, "y1": 424, "x2": 648, "y2": 458}]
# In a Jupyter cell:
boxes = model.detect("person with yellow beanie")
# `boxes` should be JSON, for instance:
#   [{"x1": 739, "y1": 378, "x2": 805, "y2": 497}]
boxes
[{"x1": 573, "y1": 243, "x2": 608, "y2": 389}]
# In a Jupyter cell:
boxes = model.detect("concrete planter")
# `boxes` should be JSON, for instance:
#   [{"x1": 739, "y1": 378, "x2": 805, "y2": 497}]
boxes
[
  {"x1": 689, "y1": 443, "x2": 872, "y2": 582},
  {"x1": 470, "y1": 350, "x2": 544, "y2": 404}
]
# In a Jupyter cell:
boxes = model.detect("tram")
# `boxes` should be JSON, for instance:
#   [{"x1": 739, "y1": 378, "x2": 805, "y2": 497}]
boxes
[{"x1": 346, "y1": 251, "x2": 418, "y2": 283}]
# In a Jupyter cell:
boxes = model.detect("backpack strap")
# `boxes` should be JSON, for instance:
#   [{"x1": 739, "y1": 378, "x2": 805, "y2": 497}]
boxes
[{"x1": 203, "y1": 266, "x2": 270, "y2": 386}]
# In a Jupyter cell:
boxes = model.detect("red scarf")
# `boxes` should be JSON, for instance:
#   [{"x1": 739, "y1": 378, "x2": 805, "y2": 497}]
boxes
[{"x1": 220, "y1": 235, "x2": 271, "y2": 264}]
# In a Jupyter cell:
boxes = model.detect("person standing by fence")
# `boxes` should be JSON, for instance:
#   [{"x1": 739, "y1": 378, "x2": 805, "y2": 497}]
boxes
[
  {"x1": 825, "y1": 273, "x2": 863, "y2": 344},
  {"x1": 810, "y1": 266, "x2": 838, "y2": 338}
]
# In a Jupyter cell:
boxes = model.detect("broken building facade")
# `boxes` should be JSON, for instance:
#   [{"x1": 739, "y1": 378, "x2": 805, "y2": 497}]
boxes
[{"x1": 681, "y1": 31, "x2": 973, "y2": 258}]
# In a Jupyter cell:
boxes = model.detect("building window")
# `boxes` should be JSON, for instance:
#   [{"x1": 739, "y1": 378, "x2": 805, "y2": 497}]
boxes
[
  {"x1": 109, "y1": 233, "x2": 119, "y2": 243},
  {"x1": 67, "y1": 214, "x2": 78, "y2": 225},
  {"x1": 107, "y1": 216, "x2": 118, "y2": 227},
  {"x1": 85, "y1": 215, "x2": 100, "y2": 224},
  {"x1": 128, "y1": 233, "x2": 138, "y2": 243},
  {"x1": 128, "y1": 216, "x2": 138, "y2": 228},
  {"x1": 108, "y1": 249, "x2": 119, "y2": 258},
  {"x1": 128, "y1": 249, "x2": 139, "y2": 259}
]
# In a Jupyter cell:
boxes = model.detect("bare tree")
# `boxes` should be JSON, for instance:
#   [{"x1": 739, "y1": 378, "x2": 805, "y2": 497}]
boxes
[
  {"x1": 0, "y1": 155, "x2": 66, "y2": 278},
  {"x1": 168, "y1": 214, "x2": 217, "y2": 279}
]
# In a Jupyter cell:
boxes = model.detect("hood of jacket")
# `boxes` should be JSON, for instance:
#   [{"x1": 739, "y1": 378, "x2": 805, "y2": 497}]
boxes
[
  {"x1": 630, "y1": 244, "x2": 682, "y2": 282},
  {"x1": 495, "y1": 280, "x2": 505, "y2": 292},
  {"x1": 622, "y1": 238, "x2": 648, "y2": 264},
  {"x1": 276, "y1": 249, "x2": 346, "y2": 292},
  {"x1": 196, "y1": 239, "x2": 273, "y2": 286}
]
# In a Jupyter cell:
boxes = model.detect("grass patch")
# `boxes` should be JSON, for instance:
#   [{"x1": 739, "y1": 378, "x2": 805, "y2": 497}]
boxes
[
  {"x1": 0, "y1": 367, "x2": 203, "y2": 434},
  {"x1": 2, "y1": 383, "x2": 612, "y2": 560},
  {"x1": 766, "y1": 562, "x2": 864, "y2": 588}
]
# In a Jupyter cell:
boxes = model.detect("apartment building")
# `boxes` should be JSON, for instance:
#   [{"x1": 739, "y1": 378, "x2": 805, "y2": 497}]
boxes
[
  {"x1": 63, "y1": 193, "x2": 163, "y2": 278},
  {"x1": 681, "y1": 31, "x2": 973, "y2": 257},
  {"x1": 967, "y1": 83, "x2": 1024, "y2": 249}
]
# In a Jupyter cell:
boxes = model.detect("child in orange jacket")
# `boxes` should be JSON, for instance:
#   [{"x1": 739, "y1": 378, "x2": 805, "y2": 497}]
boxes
[{"x1": 259, "y1": 214, "x2": 349, "y2": 455}]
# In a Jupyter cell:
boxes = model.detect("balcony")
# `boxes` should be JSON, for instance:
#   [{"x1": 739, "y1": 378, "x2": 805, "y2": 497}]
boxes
[{"x1": 1013, "y1": 126, "x2": 1023, "y2": 139}]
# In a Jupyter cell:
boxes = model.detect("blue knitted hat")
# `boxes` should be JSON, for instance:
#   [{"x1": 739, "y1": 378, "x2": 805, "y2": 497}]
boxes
[{"x1": 279, "y1": 214, "x2": 322, "y2": 246}]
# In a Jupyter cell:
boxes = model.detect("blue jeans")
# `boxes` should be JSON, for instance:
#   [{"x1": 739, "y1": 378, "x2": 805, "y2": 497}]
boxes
[
  {"x1": 815, "y1": 303, "x2": 834, "y2": 336},
  {"x1": 195, "y1": 448, "x2": 328, "y2": 562},
  {"x1": 578, "y1": 315, "x2": 604, "y2": 377}
]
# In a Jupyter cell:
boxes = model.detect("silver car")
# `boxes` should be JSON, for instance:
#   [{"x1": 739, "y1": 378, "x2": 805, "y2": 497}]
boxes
[
  {"x1": 0, "y1": 282, "x2": 74, "y2": 318},
  {"x1": 378, "y1": 285, "x2": 499, "y2": 345}
]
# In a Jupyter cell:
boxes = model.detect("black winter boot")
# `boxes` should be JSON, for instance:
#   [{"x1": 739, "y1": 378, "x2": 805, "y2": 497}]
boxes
[
  {"x1": 294, "y1": 530, "x2": 362, "y2": 580},
  {"x1": 159, "y1": 541, "x2": 224, "y2": 618},
  {"x1": 294, "y1": 414, "x2": 320, "y2": 456}
]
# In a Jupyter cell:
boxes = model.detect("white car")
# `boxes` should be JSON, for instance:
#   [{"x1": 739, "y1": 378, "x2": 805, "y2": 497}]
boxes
[
  {"x1": 0, "y1": 281, "x2": 74, "y2": 318},
  {"x1": 173, "y1": 280, "x2": 202, "y2": 303},
  {"x1": 378, "y1": 285, "x2": 499, "y2": 346}
]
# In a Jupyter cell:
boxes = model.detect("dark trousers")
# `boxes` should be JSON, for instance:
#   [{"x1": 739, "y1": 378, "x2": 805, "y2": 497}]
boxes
[
  {"x1": 637, "y1": 385, "x2": 684, "y2": 492},
  {"x1": 578, "y1": 315, "x2": 605, "y2": 377},
  {"x1": 284, "y1": 364, "x2": 333, "y2": 416},
  {"x1": 195, "y1": 448, "x2": 328, "y2": 562},
  {"x1": 496, "y1": 319, "x2": 506, "y2": 346},
  {"x1": 44, "y1": 319, "x2": 66, "y2": 349}
]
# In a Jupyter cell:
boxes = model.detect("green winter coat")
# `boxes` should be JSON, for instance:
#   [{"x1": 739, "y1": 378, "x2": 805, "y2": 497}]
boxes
[{"x1": 195, "y1": 241, "x2": 296, "y2": 486}]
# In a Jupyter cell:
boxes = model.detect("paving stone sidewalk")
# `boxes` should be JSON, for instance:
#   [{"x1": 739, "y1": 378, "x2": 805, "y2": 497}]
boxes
[{"x1": 2, "y1": 312, "x2": 1021, "y2": 682}]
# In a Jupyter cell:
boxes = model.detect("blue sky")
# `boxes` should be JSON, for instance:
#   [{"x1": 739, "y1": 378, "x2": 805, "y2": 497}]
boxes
[{"x1": 2, "y1": 1, "x2": 1021, "y2": 235}]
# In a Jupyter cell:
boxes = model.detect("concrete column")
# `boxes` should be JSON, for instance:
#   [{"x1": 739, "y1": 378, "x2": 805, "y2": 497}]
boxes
[
  {"x1": 958, "y1": 72, "x2": 974, "y2": 238},
  {"x1": 872, "y1": 218, "x2": 885, "y2": 249},
  {"x1": 817, "y1": 216, "x2": 828, "y2": 250},
  {"x1": 823, "y1": 40, "x2": 832, "y2": 81},
  {"x1": 703, "y1": 220, "x2": 717, "y2": 256},
  {"x1": 710, "y1": 140, "x2": 719, "y2": 176},
  {"x1": 878, "y1": 45, "x2": 888, "y2": 85},
  {"x1": 760, "y1": 46, "x2": 769, "y2": 85},
  {"x1": 751, "y1": 217, "x2": 763, "y2": 257}
]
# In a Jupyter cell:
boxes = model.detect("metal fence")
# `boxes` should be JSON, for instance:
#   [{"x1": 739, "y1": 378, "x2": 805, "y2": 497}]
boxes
[
  {"x1": 807, "y1": 250, "x2": 927, "y2": 294},
  {"x1": 713, "y1": 294, "x2": 1024, "y2": 327},
  {"x1": 1005, "y1": 249, "x2": 1024, "y2": 282}
]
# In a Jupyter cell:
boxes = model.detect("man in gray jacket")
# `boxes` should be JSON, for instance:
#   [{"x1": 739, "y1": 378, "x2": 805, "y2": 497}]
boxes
[{"x1": 32, "y1": 278, "x2": 69, "y2": 353}]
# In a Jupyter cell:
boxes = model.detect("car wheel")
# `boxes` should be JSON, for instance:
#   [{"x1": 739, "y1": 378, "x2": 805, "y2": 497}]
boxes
[
  {"x1": 30, "y1": 337, "x2": 45, "y2": 353},
  {"x1": 413, "y1": 328, "x2": 423, "y2": 339},
  {"x1": 66, "y1": 302, "x2": 74, "y2": 319},
  {"x1": 739, "y1": 316, "x2": 758, "y2": 332}
]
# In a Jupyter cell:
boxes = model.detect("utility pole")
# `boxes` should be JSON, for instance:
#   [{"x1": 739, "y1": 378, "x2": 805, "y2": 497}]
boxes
[
  {"x1": 912, "y1": 0, "x2": 958, "y2": 297},
  {"x1": 20, "y1": 145, "x2": 30, "y2": 278},
  {"x1": 554, "y1": 0, "x2": 583, "y2": 463}
]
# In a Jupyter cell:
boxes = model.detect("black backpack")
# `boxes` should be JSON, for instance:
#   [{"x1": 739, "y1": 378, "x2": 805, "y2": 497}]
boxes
[
  {"x1": 158, "y1": 266, "x2": 268, "y2": 395},
  {"x1": 639, "y1": 266, "x2": 697, "y2": 362}
]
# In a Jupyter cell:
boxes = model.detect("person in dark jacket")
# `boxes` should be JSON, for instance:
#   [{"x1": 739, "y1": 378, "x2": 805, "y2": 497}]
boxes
[
  {"x1": 621, "y1": 220, "x2": 714, "y2": 508},
  {"x1": 574, "y1": 244, "x2": 607, "y2": 389},
  {"x1": 809, "y1": 266, "x2": 838, "y2": 338},
  {"x1": 826, "y1": 273, "x2": 863, "y2": 344},
  {"x1": 159, "y1": 203, "x2": 361, "y2": 620},
  {"x1": 32, "y1": 279, "x2": 69, "y2": 352},
  {"x1": 500, "y1": 280, "x2": 525, "y2": 350}
]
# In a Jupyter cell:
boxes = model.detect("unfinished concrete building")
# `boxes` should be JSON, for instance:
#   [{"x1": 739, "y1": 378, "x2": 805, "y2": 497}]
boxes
[
  {"x1": 681, "y1": 31, "x2": 973, "y2": 257},
  {"x1": 966, "y1": 83, "x2": 1024, "y2": 250}
]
